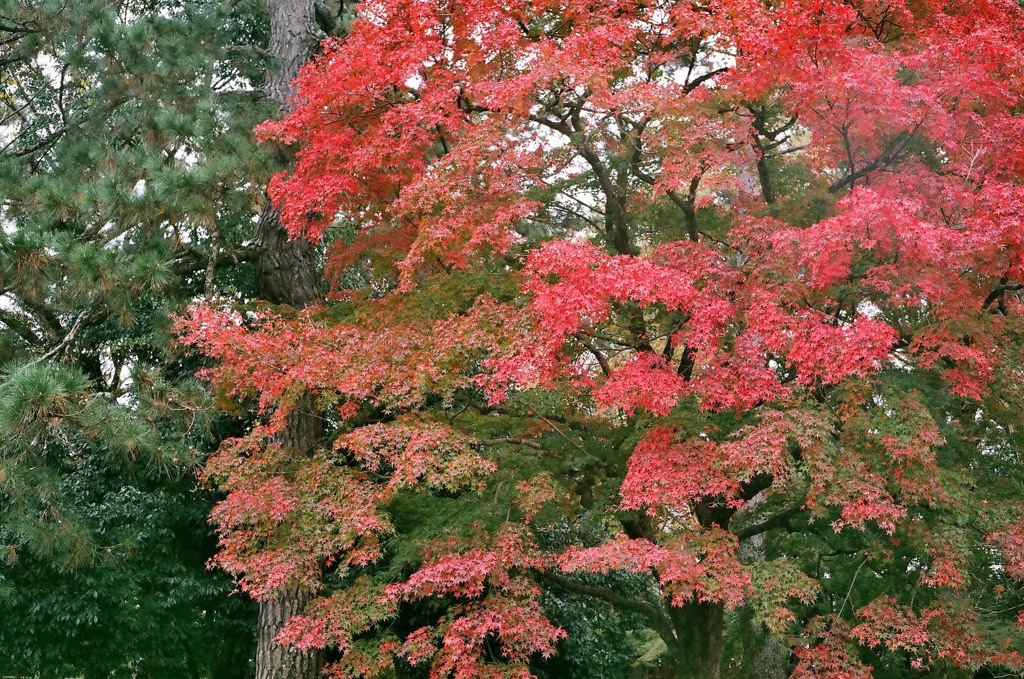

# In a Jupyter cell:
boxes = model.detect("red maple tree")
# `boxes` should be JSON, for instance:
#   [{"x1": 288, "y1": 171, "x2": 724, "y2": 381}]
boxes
[{"x1": 179, "y1": 0, "x2": 1024, "y2": 676}]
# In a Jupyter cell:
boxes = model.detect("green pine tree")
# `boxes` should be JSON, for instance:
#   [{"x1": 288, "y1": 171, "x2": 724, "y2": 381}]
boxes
[{"x1": 0, "y1": 0, "x2": 279, "y2": 674}]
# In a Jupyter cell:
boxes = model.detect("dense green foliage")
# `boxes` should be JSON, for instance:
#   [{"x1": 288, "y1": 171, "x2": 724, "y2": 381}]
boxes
[{"x1": 0, "y1": 0, "x2": 277, "y2": 674}]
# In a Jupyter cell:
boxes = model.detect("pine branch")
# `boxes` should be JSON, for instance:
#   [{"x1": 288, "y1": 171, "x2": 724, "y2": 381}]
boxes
[{"x1": 31, "y1": 310, "x2": 95, "y2": 365}]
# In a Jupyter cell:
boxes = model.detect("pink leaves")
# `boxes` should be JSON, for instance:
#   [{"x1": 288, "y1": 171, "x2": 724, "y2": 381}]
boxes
[
  {"x1": 339, "y1": 422, "x2": 495, "y2": 492},
  {"x1": 761, "y1": 308, "x2": 899, "y2": 387},
  {"x1": 848, "y1": 597, "x2": 1021, "y2": 672},
  {"x1": 390, "y1": 542, "x2": 533, "y2": 602},
  {"x1": 593, "y1": 354, "x2": 686, "y2": 416},
  {"x1": 429, "y1": 597, "x2": 565, "y2": 678},
  {"x1": 620, "y1": 427, "x2": 737, "y2": 510},
  {"x1": 912, "y1": 326, "x2": 996, "y2": 399},
  {"x1": 621, "y1": 410, "x2": 828, "y2": 512},
  {"x1": 792, "y1": 622, "x2": 873, "y2": 679},
  {"x1": 807, "y1": 450, "x2": 907, "y2": 534},
  {"x1": 209, "y1": 461, "x2": 391, "y2": 599},
  {"x1": 277, "y1": 577, "x2": 395, "y2": 652},
  {"x1": 523, "y1": 240, "x2": 703, "y2": 341},
  {"x1": 387, "y1": 530, "x2": 564, "y2": 677},
  {"x1": 559, "y1": 530, "x2": 750, "y2": 608},
  {"x1": 179, "y1": 0, "x2": 1024, "y2": 674},
  {"x1": 685, "y1": 331, "x2": 791, "y2": 412},
  {"x1": 522, "y1": 239, "x2": 896, "y2": 414},
  {"x1": 989, "y1": 522, "x2": 1024, "y2": 581}
]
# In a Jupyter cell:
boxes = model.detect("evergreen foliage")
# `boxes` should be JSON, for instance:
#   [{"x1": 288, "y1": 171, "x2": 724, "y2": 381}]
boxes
[{"x1": 0, "y1": 0, "x2": 273, "y2": 674}]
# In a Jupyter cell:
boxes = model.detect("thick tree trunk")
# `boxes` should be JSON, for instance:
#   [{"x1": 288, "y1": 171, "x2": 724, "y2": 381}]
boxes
[
  {"x1": 251, "y1": 398, "x2": 326, "y2": 679},
  {"x1": 747, "y1": 634, "x2": 789, "y2": 679},
  {"x1": 256, "y1": 588, "x2": 321, "y2": 679},
  {"x1": 669, "y1": 601, "x2": 725, "y2": 679},
  {"x1": 252, "y1": 1, "x2": 325, "y2": 678},
  {"x1": 254, "y1": 203, "x2": 321, "y2": 308},
  {"x1": 255, "y1": 0, "x2": 323, "y2": 310},
  {"x1": 755, "y1": 148, "x2": 777, "y2": 205},
  {"x1": 264, "y1": 0, "x2": 320, "y2": 113},
  {"x1": 622, "y1": 514, "x2": 727, "y2": 679}
]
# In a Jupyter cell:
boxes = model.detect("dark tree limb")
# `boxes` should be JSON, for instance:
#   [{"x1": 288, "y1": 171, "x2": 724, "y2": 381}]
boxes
[
  {"x1": 538, "y1": 570, "x2": 679, "y2": 655},
  {"x1": 828, "y1": 120, "x2": 923, "y2": 193}
]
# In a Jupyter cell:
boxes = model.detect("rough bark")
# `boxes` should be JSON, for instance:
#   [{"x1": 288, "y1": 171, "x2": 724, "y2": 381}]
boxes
[
  {"x1": 254, "y1": 202, "x2": 321, "y2": 307},
  {"x1": 263, "y1": 0, "x2": 320, "y2": 114},
  {"x1": 260, "y1": 14, "x2": 322, "y2": 389},
  {"x1": 255, "y1": 0, "x2": 323, "y2": 310},
  {"x1": 256, "y1": 588, "x2": 321, "y2": 679},
  {"x1": 747, "y1": 634, "x2": 789, "y2": 679},
  {"x1": 252, "y1": 1, "x2": 326, "y2": 678}
]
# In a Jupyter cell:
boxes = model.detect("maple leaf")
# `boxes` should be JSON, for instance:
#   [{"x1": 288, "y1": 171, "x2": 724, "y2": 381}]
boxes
[{"x1": 178, "y1": 0, "x2": 1024, "y2": 675}]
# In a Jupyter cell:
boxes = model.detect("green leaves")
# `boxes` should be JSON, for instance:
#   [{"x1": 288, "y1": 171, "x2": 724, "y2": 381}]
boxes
[
  {"x1": 0, "y1": 458, "x2": 256, "y2": 678},
  {"x1": 0, "y1": 0, "x2": 269, "y2": 674},
  {"x1": 0, "y1": 361, "x2": 90, "y2": 445}
]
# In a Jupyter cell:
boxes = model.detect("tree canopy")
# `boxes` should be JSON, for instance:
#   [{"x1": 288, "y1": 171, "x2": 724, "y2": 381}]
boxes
[
  {"x1": 177, "y1": 0, "x2": 1024, "y2": 677},
  {"x1": 5, "y1": 0, "x2": 1024, "y2": 677}
]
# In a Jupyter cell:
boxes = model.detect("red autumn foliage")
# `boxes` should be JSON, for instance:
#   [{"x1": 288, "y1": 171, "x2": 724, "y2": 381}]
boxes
[{"x1": 179, "y1": 0, "x2": 1024, "y2": 675}]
